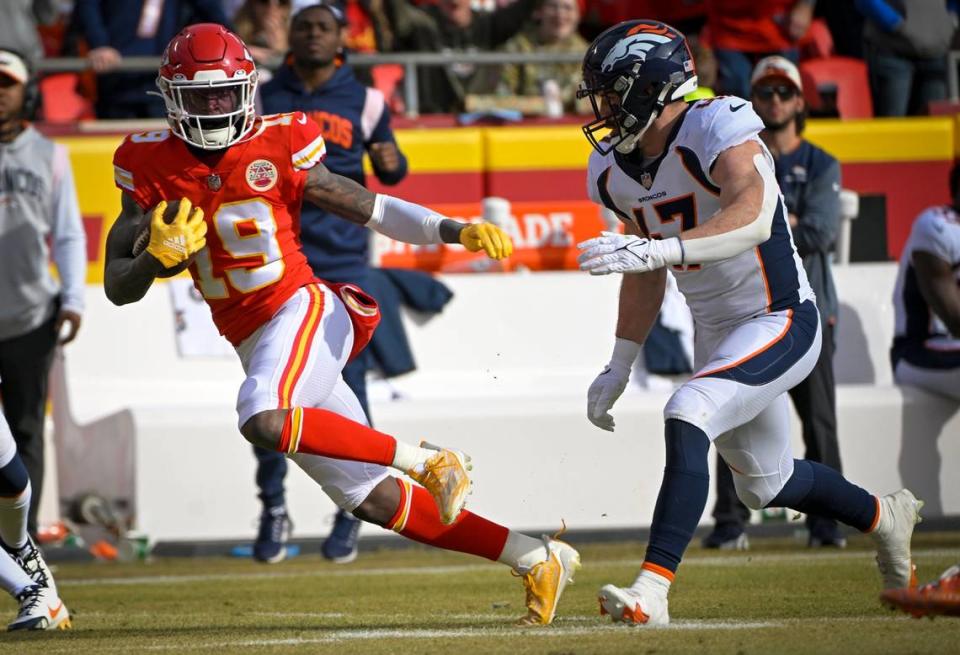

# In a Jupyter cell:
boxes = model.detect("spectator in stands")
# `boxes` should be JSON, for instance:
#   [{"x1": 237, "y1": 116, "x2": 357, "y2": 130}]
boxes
[
  {"x1": 707, "y1": 0, "x2": 815, "y2": 99},
  {"x1": 703, "y1": 56, "x2": 846, "y2": 550},
  {"x1": 74, "y1": 0, "x2": 229, "y2": 118},
  {"x1": 233, "y1": 0, "x2": 293, "y2": 65},
  {"x1": 255, "y1": 2, "x2": 408, "y2": 564},
  {"x1": 385, "y1": 0, "x2": 539, "y2": 113},
  {"x1": 0, "y1": 1, "x2": 59, "y2": 64},
  {"x1": 581, "y1": 1, "x2": 706, "y2": 40},
  {"x1": 0, "y1": 50, "x2": 86, "y2": 538},
  {"x1": 685, "y1": 33, "x2": 717, "y2": 100},
  {"x1": 469, "y1": 0, "x2": 589, "y2": 115},
  {"x1": 891, "y1": 162, "x2": 960, "y2": 401},
  {"x1": 856, "y1": 0, "x2": 958, "y2": 116},
  {"x1": 339, "y1": 0, "x2": 394, "y2": 53},
  {"x1": 816, "y1": 0, "x2": 865, "y2": 58}
]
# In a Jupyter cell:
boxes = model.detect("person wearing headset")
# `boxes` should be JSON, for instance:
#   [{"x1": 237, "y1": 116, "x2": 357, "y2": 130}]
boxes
[{"x1": 0, "y1": 49, "x2": 86, "y2": 539}]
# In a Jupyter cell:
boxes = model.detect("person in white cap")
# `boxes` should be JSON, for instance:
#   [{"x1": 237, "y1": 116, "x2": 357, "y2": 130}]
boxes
[
  {"x1": 0, "y1": 48, "x2": 76, "y2": 631},
  {"x1": 702, "y1": 54, "x2": 847, "y2": 551},
  {"x1": 0, "y1": 49, "x2": 86, "y2": 535}
]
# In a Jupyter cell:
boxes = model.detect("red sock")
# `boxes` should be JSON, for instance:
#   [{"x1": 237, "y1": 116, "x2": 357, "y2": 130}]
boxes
[
  {"x1": 277, "y1": 406, "x2": 397, "y2": 466},
  {"x1": 386, "y1": 478, "x2": 509, "y2": 561}
]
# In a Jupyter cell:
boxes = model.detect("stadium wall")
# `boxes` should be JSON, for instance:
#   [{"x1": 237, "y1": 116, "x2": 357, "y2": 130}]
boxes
[
  {"x1": 50, "y1": 264, "x2": 960, "y2": 543},
  {"x1": 57, "y1": 115, "x2": 955, "y2": 283}
]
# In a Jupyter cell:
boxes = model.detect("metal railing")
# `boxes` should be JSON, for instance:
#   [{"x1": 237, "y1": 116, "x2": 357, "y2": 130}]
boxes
[
  {"x1": 36, "y1": 52, "x2": 585, "y2": 117},
  {"x1": 949, "y1": 50, "x2": 960, "y2": 102}
]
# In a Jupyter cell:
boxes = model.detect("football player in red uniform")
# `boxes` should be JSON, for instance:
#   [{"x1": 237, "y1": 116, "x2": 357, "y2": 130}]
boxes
[{"x1": 103, "y1": 24, "x2": 578, "y2": 625}]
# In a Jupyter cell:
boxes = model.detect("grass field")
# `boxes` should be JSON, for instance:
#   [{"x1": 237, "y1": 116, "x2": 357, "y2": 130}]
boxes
[{"x1": 1, "y1": 533, "x2": 958, "y2": 654}]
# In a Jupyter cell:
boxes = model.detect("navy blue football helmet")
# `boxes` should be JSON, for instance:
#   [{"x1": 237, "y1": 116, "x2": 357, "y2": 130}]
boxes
[{"x1": 577, "y1": 20, "x2": 698, "y2": 155}]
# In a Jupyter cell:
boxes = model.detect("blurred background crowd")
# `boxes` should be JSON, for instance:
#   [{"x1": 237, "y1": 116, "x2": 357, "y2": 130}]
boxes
[{"x1": 5, "y1": 0, "x2": 960, "y2": 122}]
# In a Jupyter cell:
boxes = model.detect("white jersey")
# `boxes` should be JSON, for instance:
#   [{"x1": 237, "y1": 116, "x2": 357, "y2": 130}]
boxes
[
  {"x1": 587, "y1": 96, "x2": 812, "y2": 330},
  {"x1": 893, "y1": 205, "x2": 960, "y2": 341}
]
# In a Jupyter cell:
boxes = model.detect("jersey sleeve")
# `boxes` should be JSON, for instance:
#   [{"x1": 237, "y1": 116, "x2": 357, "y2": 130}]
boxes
[
  {"x1": 696, "y1": 97, "x2": 765, "y2": 171},
  {"x1": 911, "y1": 208, "x2": 958, "y2": 264},
  {"x1": 112, "y1": 136, "x2": 156, "y2": 210},
  {"x1": 289, "y1": 111, "x2": 327, "y2": 171},
  {"x1": 586, "y1": 149, "x2": 614, "y2": 205}
]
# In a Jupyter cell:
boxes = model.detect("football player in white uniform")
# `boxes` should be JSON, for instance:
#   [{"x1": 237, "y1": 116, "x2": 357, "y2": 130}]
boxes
[
  {"x1": 0, "y1": 406, "x2": 70, "y2": 630},
  {"x1": 574, "y1": 20, "x2": 923, "y2": 626},
  {"x1": 891, "y1": 163, "x2": 960, "y2": 400}
]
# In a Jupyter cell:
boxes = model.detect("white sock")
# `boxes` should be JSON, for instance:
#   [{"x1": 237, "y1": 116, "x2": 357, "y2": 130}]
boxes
[
  {"x1": 0, "y1": 548, "x2": 33, "y2": 597},
  {"x1": 630, "y1": 567, "x2": 672, "y2": 597},
  {"x1": 391, "y1": 441, "x2": 430, "y2": 473},
  {"x1": 497, "y1": 531, "x2": 548, "y2": 572},
  {"x1": 0, "y1": 480, "x2": 30, "y2": 550}
]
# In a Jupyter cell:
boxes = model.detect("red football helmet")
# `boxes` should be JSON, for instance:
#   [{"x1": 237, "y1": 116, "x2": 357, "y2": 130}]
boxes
[{"x1": 156, "y1": 23, "x2": 258, "y2": 150}]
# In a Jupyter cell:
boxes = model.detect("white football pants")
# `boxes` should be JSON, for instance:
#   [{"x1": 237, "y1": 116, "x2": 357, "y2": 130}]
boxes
[
  {"x1": 664, "y1": 300, "x2": 822, "y2": 508},
  {"x1": 235, "y1": 283, "x2": 388, "y2": 511}
]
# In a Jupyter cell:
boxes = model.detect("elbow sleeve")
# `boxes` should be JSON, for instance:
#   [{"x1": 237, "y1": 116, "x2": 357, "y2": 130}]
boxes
[
  {"x1": 680, "y1": 154, "x2": 777, "y2": 264},
  {"x1": 367, "y1": 194, "x2": 445, "y2": 244}
]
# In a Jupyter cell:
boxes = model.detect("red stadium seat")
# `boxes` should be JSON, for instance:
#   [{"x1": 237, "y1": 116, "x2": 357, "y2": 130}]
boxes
[
  {"x1": 799, "y1": 57, "x2": 873, "y2": 119},
  {"x1": 372, "y1": 64, "x2": 406, "y2": 114},
  {"x1": 40, "y1": 73, "x2": 95, "y2": 122},
  {"x1": 799, "y1": 18, "x2": 834, "y2": 59}
]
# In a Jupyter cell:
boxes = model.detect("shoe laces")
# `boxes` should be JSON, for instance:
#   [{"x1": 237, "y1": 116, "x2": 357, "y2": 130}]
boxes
[
  {"x1": 17, "y1": 542, "x2": 50, "y2": 588},
  {"x1": 331, "y1": 511, "x2": 361, "y2": 542},
  {"x1": 15, "y1": 585, "x2": 43, "y2": 616},
  {"x1": 920, "y1": 565, "x2": 960, "y2": 595},
  {"x1": 259, "y1": 507, "x2": 290, "y2": 544}
]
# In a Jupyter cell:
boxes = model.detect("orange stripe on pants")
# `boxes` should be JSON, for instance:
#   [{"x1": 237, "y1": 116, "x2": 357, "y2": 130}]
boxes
[{"x1": 277, "y1": 285, "x2": 324, "y2": 407}]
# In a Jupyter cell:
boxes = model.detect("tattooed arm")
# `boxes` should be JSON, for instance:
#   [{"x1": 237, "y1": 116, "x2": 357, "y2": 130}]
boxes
[{"x1": 103, "y1": 192, "x2": 165, "y2": 305}]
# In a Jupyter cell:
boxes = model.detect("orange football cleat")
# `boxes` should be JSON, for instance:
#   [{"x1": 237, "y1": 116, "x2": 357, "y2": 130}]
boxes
[{"x1": 881, "y1": 565, "x2": 960, "y2": 619}]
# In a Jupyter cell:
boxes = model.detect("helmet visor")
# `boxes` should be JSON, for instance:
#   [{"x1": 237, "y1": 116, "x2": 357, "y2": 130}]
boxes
[
  {"x1": 172, "y1": 81, "x2": 246, "y2": 117},
  {"x1": 179, "y1": 85, "x2": 242, "y2": 116}
]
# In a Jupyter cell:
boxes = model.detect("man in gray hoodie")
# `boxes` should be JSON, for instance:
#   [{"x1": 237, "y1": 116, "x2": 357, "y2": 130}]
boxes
[
  {"x1": 0, "y1": 50, "x2": 86, "y2": 537},
  {"x1": 856, "y1": 0, "x2": 958, "y2": 116}
]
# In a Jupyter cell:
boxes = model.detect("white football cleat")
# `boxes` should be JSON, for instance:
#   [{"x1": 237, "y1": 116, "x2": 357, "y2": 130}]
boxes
[
  {"x1": 3, "y1": 535, "x2": 57, "y2": 594},
  {"x1": 7, "y1": 585, "x2": 71, "y2": 631},
  {"x1": 598, "y1": 583, "x2": 669, "y2": 626},
  {"x1": 871, "y1": 489, "x2": 924, "y2": 590}
]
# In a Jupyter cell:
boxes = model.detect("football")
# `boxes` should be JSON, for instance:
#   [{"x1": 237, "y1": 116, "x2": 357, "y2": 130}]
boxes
[{"x1": 132, "y1": 199, "x2": 195, "y2": 278}]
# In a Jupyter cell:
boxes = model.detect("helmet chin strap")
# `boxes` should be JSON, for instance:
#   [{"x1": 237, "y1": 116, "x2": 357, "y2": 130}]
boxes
[
  {"x1": 187, "y1": 122, "x2": 235, "y2": 149},
  {"x1": 615, "y1": 110, "x2": 657, "y2": 154}
]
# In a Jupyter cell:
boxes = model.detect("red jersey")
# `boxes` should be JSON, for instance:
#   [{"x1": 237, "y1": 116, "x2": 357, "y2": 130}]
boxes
[{"x1": 113, "y1": 112, "x2": 327, "y2": 346}]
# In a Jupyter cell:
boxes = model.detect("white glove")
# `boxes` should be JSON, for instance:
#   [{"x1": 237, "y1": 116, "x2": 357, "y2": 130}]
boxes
[
  {"x1": 577, "y1": 231, "x2": 684, "y2": 275},
  {"x1": 587, "y1": 338, "x2": 642, "y2": 431}
]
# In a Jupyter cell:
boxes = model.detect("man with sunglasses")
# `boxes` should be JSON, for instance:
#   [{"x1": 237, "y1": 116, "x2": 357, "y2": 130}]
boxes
[{"x1": 702, "y1": 55, "x2": 846, "y2": 551}]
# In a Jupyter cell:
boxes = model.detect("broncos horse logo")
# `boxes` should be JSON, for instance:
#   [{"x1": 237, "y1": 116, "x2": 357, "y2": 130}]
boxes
[{"x1": 600, "y1": 24, "x2": 675, "y2": 73}]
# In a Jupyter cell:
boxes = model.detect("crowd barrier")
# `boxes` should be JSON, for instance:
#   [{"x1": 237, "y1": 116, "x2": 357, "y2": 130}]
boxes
[{"x1": 53, "y1": 114, "x2": 957, "y2": 285}]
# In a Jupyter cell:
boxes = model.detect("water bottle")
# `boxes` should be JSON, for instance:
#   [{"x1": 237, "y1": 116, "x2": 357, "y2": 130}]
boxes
[{"x1": 542, "y1": 79, "x2": 563, "y2": 118}]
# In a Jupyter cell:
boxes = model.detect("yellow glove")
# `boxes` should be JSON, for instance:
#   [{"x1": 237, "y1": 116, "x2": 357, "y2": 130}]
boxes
[
  {"x1": 146, "y1": 198, "x2": 207, "y2": 269},
  {"x1": 459, "y1": 223, "x2": 514, "y2": 260}
]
